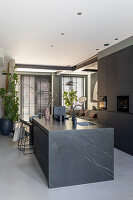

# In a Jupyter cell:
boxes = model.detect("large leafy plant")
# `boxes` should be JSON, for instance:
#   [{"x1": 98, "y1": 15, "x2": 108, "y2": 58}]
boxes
[
  {"x1": 0, "y1": 66, "x2": 19, "y2": 122},
  {"x1": 63, "y1": 89, "x2": 78, "y2": 110}
]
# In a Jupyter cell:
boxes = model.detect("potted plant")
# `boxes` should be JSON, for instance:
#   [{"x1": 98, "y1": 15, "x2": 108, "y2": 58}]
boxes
[
  {"x1": 0, "y1": 65, "x2": 19, "y2": 135},
  {"x1": 63, "y1": 89, "x2": 78, "y2": 112}
]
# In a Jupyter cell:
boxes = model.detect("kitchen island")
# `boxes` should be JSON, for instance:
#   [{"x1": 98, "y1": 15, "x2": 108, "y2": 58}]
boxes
[{"x1": 33, "y1": 118, "x2": 114, "y2": 188}]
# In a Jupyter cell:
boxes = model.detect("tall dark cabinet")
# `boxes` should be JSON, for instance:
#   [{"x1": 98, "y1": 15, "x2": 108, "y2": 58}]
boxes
[{"x1": 98, "y1": 45, "x2": 133, "y2": 155}]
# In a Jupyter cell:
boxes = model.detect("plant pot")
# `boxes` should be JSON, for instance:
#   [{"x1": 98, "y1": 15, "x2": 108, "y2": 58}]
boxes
[
  {"x1": 0, "y1": 118, "x2": 2, "y2": 132},
  {"x1": 0, "y1": 119, "x2": 13, "y2": 136}
]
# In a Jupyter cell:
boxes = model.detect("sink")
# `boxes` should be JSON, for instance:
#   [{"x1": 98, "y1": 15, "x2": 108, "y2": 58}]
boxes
[{"x1": 77, "y1": 122, "x2": 96, "y2": 126}]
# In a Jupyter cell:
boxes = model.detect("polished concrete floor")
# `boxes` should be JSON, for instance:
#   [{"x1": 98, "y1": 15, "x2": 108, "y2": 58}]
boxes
[{"x1": 0, "y1": 135, "x2": 133, "y2": 200}]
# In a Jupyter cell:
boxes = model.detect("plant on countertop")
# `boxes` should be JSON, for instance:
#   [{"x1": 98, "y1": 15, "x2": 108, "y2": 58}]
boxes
[
  {"x1": 63, "y1": 89, "x2": 78, "y2": 110},
  {"x1": 0, "y1": 66, "x2": 19, "y2": 122}
]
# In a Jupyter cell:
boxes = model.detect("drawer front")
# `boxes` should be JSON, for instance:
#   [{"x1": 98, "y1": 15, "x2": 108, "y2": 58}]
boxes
[{"x1": 33, "y1": 124, "x2": 49, "y2": 181}]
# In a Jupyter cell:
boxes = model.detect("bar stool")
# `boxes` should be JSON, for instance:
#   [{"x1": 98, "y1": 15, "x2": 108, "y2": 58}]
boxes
[{"x1": 18, "y1": 120, "x2": 34, "y2": 155}]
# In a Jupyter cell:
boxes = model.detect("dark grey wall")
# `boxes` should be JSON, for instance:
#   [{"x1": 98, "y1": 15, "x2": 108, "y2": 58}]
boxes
[{"x1": 98, "y1": 45, "x2": 133, "y2": 155}]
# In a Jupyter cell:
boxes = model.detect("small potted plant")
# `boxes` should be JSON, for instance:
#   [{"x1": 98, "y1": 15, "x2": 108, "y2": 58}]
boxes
[
  {"x1": 0, "y1": 66, "x2": 19, "y2": 135},
  {"x1": 63, "y1": 89, "x2": 78, "y2": 112}
]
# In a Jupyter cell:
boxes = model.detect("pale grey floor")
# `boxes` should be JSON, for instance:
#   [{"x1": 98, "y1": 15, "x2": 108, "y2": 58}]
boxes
[{"x1": 0, "y1": 135, "x2": 133, "y2": 200}]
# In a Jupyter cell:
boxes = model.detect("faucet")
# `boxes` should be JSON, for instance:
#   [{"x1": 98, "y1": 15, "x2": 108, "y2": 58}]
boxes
[{"x1": 72, "y1": 104, "x2": 84, "y2": 125}]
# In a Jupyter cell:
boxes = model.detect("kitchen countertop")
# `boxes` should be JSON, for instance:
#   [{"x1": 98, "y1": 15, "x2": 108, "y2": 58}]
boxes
[
  {"x1": 33, "y1": 117, "x2": 109, "y2": 133},
  {"x1": 33, "y1": 117, "x2": 114, "y2": 188}
]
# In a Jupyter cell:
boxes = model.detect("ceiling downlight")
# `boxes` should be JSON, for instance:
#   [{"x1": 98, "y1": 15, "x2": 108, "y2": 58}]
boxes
[
  {"x1": 104, "y1": 43, "x2": 110, "y2": 47},
  {"x1": 77, "y1": 12, "x2": 82, "y2": 15}
]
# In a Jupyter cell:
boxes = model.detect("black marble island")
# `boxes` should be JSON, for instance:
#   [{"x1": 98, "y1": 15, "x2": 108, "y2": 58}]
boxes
[{"x1": 33, "y1": 118, "x2": 114, "y2": 188}]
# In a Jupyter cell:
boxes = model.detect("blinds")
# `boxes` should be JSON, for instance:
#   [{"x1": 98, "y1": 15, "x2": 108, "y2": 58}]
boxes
[{"x1": 20, "y1": 75, "x2": 51, "y2": 121}]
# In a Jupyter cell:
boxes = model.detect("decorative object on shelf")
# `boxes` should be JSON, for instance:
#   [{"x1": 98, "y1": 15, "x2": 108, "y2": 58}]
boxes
[
  {"x1": 45, "y1": 107, "x2": 50, "y2": 120},
  {"x1": 0, "y1": 64, "x2": 19, "y2": 135},
  {"x1": 98, "y1": 96, "x2": 107, "y2": 110},
  {"x1": 38, "y1": 113, "x2": 42, "y2": 119}
]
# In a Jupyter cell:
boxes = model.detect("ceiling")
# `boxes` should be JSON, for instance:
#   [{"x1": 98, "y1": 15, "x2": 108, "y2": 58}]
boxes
[{"x1": 0, "y1": 0, "x2": 133, "y2": 67}]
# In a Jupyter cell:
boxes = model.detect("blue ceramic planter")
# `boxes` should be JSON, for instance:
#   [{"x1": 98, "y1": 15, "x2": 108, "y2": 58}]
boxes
[{"x1": 0, "y1": 119, "x2": 13, "y2": 136}]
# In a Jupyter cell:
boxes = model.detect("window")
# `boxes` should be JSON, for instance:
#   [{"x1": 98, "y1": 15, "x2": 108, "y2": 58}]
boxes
[
  {"x1": 20, "y1": 75, "x2": 51, "y2": 121},
  {"x1": 62, "y1": 76, "x2": 85, "y2": 110}
]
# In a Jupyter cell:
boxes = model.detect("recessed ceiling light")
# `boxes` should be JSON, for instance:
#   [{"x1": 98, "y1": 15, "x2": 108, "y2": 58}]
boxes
[
  {"x1": 51, "y1": 45, "x2": 53, "y2": 47},
  {"x1": 77, "y1": 12, "x2": 82, "y2": 15},
  {"x1": 61, "y1": 33, "x2": 64, "y2": 35},
  {"x1": 96, "y1": 48, "x2": 99, "y2": 51},
  {"x1": 104, "y1": 43, "x2": 110, "y2": 47},
  {"x1": 115, "y1": 38, "x2": 119, "y2": 40}
]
